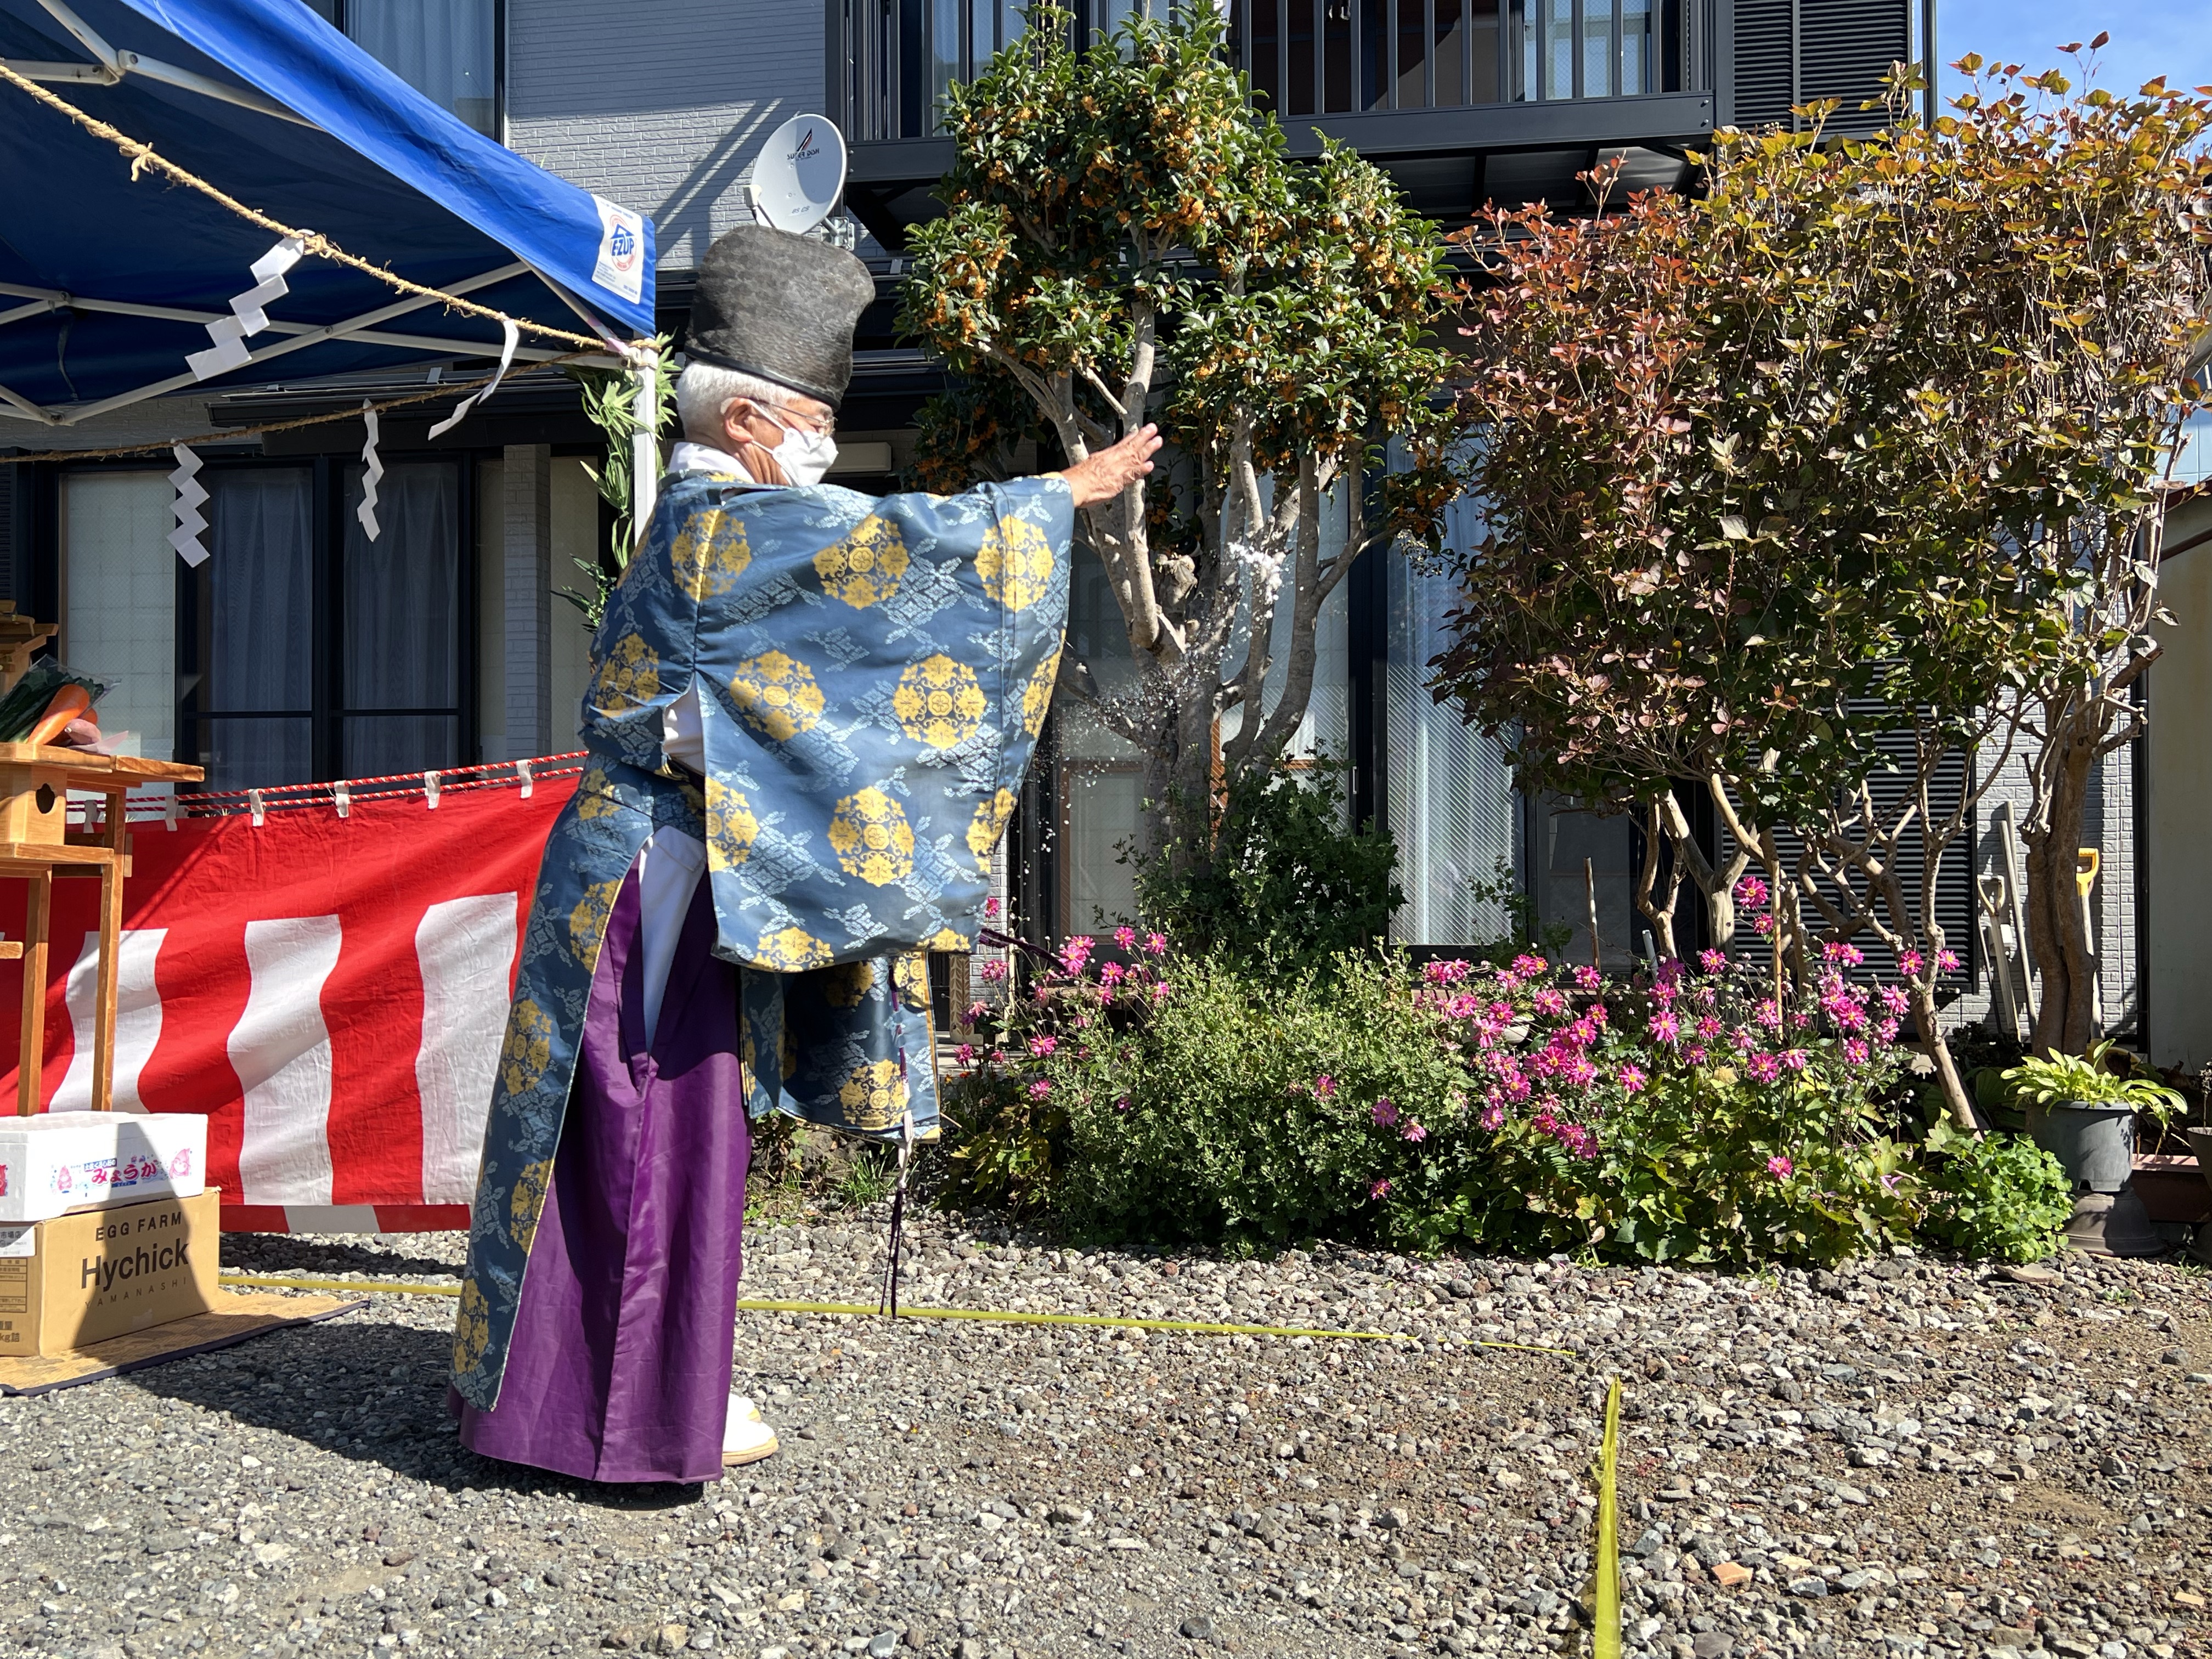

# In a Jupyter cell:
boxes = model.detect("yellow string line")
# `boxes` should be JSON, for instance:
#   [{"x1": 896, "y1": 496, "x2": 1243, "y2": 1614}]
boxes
[
  {"x1": 216, "y1": 1274, "x2": 1576, "y2": 1353},
  {"x1": 0, "y1": 353, "x2": 600, "y2": 466},
  {"x1": 1591, "y1": 1374, "x2": 1624, "y2": 1659},
  {"x1": 0, "y1": 60, "x2": 609, "y2": 354}
]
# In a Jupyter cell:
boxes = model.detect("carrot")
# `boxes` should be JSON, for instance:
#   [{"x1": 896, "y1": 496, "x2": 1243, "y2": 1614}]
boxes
[{"x1": 24, "y1": 685, "x2": 91, "y2": 747}]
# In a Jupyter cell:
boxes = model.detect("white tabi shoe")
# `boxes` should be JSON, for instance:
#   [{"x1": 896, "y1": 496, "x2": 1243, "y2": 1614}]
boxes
[{"x1": 723, "y1": 1392, "x2": 780, "y2": 1467}]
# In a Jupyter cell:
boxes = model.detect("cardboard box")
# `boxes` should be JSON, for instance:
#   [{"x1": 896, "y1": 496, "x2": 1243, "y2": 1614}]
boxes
[
  {"x1": 0, "y1": 1188, "x2": 219, "y2": 1357},
  {"x1": 0, "y1": 1111, "x2": 207, "y2": 1222}
]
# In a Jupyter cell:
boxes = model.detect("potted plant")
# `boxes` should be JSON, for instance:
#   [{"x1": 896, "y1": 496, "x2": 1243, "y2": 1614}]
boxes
[{"x1": 2001, "y1": 1041, "x2": 2185, "y2": 1257}]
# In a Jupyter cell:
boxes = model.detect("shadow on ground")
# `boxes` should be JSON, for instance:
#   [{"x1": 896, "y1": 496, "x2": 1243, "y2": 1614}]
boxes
[
  {"x1": 115, "y1": 1316, "x2": 703, "y2": 1513},
  {"x1": 220, "y1": 1235, "x2": 461, "y2": 1279}
]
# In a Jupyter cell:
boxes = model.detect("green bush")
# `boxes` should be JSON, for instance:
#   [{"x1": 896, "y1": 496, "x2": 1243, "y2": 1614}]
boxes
[
  {"x1": 1130, "y1": 761, "x2": 1402, "y2": 970},
  {"x1": 945, "y1": 938, "x2": 1937, "y2": 1265},
  {"x1": 1915, "y1": 1120, "x2": 2074, "y2": 1263},
  {"x1": 1415, "y1": 950, "x2": 1922, "y2": 1266},
  {"x1": 945, "y1": 946, "x2": 1471, "y2": 1251}
]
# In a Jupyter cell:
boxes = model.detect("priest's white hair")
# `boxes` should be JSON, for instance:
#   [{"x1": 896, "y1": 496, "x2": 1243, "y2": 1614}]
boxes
[{"x1": 676, "y1": 362, "x2": 807, "y2": 443}]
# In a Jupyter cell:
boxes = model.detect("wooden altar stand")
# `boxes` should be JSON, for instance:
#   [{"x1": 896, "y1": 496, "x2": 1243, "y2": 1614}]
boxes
[
  {"x1": 3, "y1": 744, "x2": 205, "y2": 1115},
  {"x1": 0, "y1": 606, "x2": 205, "y2": 1114}
]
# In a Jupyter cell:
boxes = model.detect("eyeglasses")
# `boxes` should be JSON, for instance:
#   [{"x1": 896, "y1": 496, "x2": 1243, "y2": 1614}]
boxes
[{"x1": 755, "y1": 399, "x2": 836, "y2": 439}]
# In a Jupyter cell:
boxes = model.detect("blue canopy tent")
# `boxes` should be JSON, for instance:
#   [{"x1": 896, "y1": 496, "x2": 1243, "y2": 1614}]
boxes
[{"x1": 0, "y1": 0, "x2": 656, "y2": 430}]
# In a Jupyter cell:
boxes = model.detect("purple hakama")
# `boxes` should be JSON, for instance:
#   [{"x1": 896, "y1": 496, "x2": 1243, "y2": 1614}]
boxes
[{"x1": 454, "y1": 863, "x2": 749, "y2": 1483}]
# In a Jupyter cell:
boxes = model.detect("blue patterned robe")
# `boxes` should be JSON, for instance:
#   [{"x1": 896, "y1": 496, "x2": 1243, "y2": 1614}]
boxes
[{"x1": 452, "y1": 466, "x2": 1072, "y2": 1409}]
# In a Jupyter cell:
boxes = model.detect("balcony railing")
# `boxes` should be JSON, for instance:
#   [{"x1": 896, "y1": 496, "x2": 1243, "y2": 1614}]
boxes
[{"x1": 839, "y1": 0, "x2": 1708, "y2": 144}]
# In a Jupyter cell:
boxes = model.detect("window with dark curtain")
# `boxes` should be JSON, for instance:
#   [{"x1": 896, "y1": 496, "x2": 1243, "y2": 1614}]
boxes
[
  {"x1": 191, "y1": 469, "x2": 315, "y2": 792},
  {"x1": 342, "y1": 461, "x2": 461, "y2": 778},
  {"x1": 182, "y1": 460, "x2": 467, "y2": 792}
]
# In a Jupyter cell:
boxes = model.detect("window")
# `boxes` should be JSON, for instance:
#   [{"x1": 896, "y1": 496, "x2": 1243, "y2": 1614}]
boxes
[
  {"x1": 162, "y1": 458, "x2": 471, "y2": 792},
  {"x1": 1383, "y1": 496, "x2": 1521, "y2": 946},
  {"x1": 301, "y1": 0, "x2": 501, "y2": 136}
]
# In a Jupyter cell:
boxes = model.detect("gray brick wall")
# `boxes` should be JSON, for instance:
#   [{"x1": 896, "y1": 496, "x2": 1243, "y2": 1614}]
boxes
[
  {"x1": 1953, "y1": 721, "x2": 2140, "y2": 1041},
  {"x1": 506, "y1": 0, "x2": 823, "y2": 273}
]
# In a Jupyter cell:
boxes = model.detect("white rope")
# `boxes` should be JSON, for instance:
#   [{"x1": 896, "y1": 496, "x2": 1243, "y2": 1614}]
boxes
[
  {"x1": 166, "y1": 443, "x2": 208, "y2": 567},
  {"x1": 185, "y1": 235, "x2": 303, "y2": 381},
  {"x1": 355, "y1": 398, "x2": 382, "y2": 540}
]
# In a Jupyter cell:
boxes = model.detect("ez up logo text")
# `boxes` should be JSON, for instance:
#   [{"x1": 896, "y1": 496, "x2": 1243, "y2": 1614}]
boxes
[{"x1": 592, "y1": 195, "x2": 646, "y2": 306}]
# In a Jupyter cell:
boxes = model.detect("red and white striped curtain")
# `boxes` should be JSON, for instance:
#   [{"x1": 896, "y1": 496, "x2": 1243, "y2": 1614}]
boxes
[{"x1": 0, "y1": 761, "x2": 576, "y2": 1231}]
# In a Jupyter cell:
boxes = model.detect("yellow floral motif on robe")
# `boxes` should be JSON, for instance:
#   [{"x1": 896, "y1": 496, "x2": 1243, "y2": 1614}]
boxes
[
  {"x1": 827, "y1": 787, "x2": 916, "y2": 885},
  {"x1": 825, "y1": 959, "x2": 876, "y2": 1008},
  {"x1": 975, "y1": 516, "x2": 1056, "y2": 612},
  {"x1": 893, "y1": 950, "x2": 933, "y2": 1012},
  {"x1": 706, "y1": 776, "x2": 760, "y2": 870},
  {"x1": 672, "y1": 507, "x2": 751, "y2": 601},
  {"x1": 893, "y1": 653, "x2": 987, "y2": 750},
  {"x1": 568, "y1": 879, "x2": 620, "y2": 961},
  {"x1": 724, "y1": 651, "x2": 826, "y2": 742},
  {"x1": 837, "y1": 1058, "x2": 909, "y2": 1131},
  {"x1": 499, "y1": 999, "x2": 553, "y2": 1096},
  {"x1": 508, "y1": 1159, "x2": 552, "y2": 1255},
  {"x1": 590, "y1": 633, "x2": 661, "y2": 715},
  {"x1": 574, "y1": 764, "x2": 619, "y2": 821},
  {"x1": 453, "y1": 1278, "x2": 491, "y2": 1374},
  {"x1": 814, "y1": 515, "x2": 911, "y2": 608},
  {"x1": 1020, "y1": 641, "x2": 1062, "y2": 737},
  {"x1": 755, "y1": 926, "x2": 834, "y2": 972},
  {"x1": 929, "y1": 926, "x2": 967, "y2": 951},
  {"x1": 966, "y1": 788, "x2": 1018, "y2": 871}
]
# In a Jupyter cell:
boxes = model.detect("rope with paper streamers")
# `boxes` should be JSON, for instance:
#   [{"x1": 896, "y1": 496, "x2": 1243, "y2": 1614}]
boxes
[
  {"x1": 0, "y1": 355, "x2": 599, "y2": 466},
  {"x1": 0, "y1": 59, "x2": 609, "y2": 356}
]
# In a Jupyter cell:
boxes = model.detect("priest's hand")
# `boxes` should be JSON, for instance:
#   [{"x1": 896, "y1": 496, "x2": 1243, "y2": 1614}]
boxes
[{"x1": 1059, "y1": 424, "x2": 1162, "y2": 509}]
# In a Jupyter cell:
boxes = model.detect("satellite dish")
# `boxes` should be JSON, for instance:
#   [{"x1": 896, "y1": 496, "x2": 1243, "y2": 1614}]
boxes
[{"x1": 749, "y1": 114, "x2": 849, "y2": 236}]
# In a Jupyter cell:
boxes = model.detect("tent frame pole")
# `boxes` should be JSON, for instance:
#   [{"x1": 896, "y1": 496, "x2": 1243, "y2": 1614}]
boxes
[
  {"x1": 0, "y1": 263, "x2": 597, "y2": 426},
  {"x1": 13, "y1": 0, "x2": 317, "y2": 125}
]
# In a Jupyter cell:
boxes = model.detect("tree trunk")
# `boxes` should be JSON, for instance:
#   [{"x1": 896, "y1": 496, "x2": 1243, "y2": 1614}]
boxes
[
  {"x1": 1134, "y1": 662, "x2": 1224, "y2": 878},
  {"x1": 1634, "y1": 800, "x2": 1681, "y2": 961},
  {"x1": 1906, "y1": 975, "x2": 1979, "y2": 1132},
  {"x1": 2024, "y1": 724, "x2": 2100, "y2": 1057}
]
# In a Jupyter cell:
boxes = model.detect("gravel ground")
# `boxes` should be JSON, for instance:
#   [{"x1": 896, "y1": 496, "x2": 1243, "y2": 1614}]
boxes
[{"x1": 1, "y1": 1221, "x2": 2208, "y2": 1659}]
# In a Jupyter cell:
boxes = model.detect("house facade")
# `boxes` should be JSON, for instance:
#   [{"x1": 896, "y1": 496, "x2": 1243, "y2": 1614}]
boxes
[{"x1": 15, "y1": 0, "x2": 2134, "y2": 1042}]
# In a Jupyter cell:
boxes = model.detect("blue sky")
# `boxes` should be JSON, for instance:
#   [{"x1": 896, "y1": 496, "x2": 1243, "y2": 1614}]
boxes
[{"x1": 1938, "y1": 1, "x2": 2212, "y2": 103}]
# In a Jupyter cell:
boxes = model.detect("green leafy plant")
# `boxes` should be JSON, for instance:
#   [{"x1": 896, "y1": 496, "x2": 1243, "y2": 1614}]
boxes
[
  {"x1": 1914, "y1": 1119, "x2": 2073, "y2": 1264},
  {"x1": 560, "y1": 335, "x2": 678, "y2": 629},
  {"x1": 2000, "y1": 1040, "x2": 2187, "y2": 1123},
  {"x1": 1434, "y1": 948, "x2": 1921, "y2": 1267},
  {"x1": 942, "y1": 1055, "x2": 1066, "y2": 1218},
  {"x1": 1127, "y1": 760, "x2": 1401, "y2": 971},
  {"x1": 945, "y1": 932, "x2": 1931, "y2": 1265},
  {"x1": 836, "y1": 1145, "x2": 899, "y2": 1210}
]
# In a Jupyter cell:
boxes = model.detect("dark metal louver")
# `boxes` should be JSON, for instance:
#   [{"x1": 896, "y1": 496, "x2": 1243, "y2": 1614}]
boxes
[
  {"x1": 1730, "y1": 0, "x2": 1911, "y2": 136},
  {"x1": 1717, "y1": 707, "x2": 1977, "y2": 986}
]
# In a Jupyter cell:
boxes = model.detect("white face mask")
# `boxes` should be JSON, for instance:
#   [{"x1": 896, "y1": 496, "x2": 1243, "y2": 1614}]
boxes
[{"x1": 755, "y1": 404, "x2": 837, "y2": 488}]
